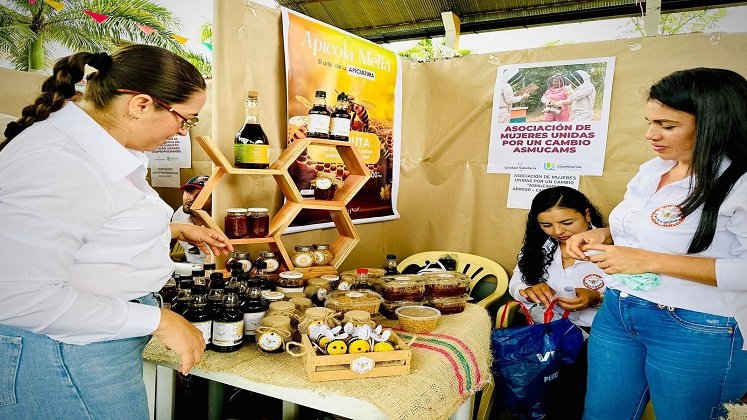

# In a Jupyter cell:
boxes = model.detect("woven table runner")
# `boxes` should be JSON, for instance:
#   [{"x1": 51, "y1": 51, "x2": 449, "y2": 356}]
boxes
[{"x1": 143, "y1": 303, "x2": 492, "y2": 420}]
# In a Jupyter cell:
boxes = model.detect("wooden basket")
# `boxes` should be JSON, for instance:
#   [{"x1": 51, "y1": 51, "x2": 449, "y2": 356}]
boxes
[{"x1": 301, "y1": 332, "x2": 411, "y2": 381}]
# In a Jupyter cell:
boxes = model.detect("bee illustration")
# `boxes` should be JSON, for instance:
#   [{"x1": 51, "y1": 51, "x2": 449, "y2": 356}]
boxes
[{"x1": 345, "y1": 94, "x2": 376, "y2": 132}]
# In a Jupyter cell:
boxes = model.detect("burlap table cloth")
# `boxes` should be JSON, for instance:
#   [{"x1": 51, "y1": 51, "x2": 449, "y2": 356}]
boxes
[{"x1": 143, "y1": 303, "x2": 492, "y2": 419}]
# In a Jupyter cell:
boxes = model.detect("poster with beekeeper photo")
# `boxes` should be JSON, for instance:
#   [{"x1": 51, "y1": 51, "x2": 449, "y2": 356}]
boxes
[{"x1": 487, "y1": 57, "x2": 615, "y2": 175}]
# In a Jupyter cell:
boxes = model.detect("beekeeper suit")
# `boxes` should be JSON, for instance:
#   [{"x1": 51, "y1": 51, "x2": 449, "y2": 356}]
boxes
[
  {"x1": 495, "y1": 68, "x2": 527, "y2": 124},
  {"x1": 567, "y1": 70, "x2": 595, "y2": 121}
]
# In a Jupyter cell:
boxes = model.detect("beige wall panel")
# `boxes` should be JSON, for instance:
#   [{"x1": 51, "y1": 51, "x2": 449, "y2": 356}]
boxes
[{"x1": 211, "y1": 1, "x2": 747, "y2": 272}]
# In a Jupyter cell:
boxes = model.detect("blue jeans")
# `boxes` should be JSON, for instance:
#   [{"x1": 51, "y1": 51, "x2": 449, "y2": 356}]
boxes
[
  {"x1": 584, "y1": 288, "x2": 747, "y2": 420},
  {"x1": 0, "y1": 293, "x2": 159, "y2": 420}
]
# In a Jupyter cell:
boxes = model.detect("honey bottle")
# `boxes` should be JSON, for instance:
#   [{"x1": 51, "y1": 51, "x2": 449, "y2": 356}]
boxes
[
  {"x1": 234, "y1": 91, "x2": 270, "y2": 169},
  {"x1": 241, "y1": 278, "x2": 268, "y2": 341},
  {"x1": 211, "y1": 287, "x2": 244, "y2": 352},
  {"x1": 329, "y1": 92, "x2": 351, "y2": 141},
  {"x1": 307, "y1": 90, "x2": 330, "y2": 138},
  {"x1": 184, "y1": 284, "x2": 211, "y2": 345}
]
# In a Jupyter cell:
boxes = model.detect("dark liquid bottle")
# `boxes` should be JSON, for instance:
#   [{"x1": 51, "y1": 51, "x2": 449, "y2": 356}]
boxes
[
  {"x1": 234, "y1": 91, "x2": 270, "y2": 169},
  {"x1": 211, "y1": 287, "x2": 244, "y2": 352},
  {"x1": 307, "y1": 90, "x2": 330, "y2": 138},
  {"x1": 159, "y1": 273, "x2": 178, "y2": 310},
  {"x1": 329, "y1": 92, "x2": 351, "y2": 141},
  {"x1": 171, "y1": 279, "x2": 193, "y2": 316},
  {"x1": 241, "y1": 278, "x2": 268, "y2": 341},
  {"x1": 184, "y1": 285, "x2": 212, "y2": 345},
  {"x1": 207, "y1": 274, "x2": 226, "y2": 320},
  {"x1": 383, "y1": 254, "x2": 399, "y2": 275}
]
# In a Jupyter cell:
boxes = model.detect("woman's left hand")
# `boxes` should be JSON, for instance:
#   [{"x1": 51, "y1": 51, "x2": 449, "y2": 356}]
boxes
[
  {"x1": 584, "y1": 244, "x2": 655, "y2": 274},
  {"x1": 171, "y1": 223, "x2": 234, "y2": 257},
  {"x1": 556, "y1": 288, "x2": 602, "y2": 311}
]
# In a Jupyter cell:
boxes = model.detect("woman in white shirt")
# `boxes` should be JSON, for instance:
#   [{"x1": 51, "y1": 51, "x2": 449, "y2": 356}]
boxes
[
  {"x1": 0, "y1": 45, "x2": 232, "y2": 418},
  {"x1": 509, "y1": 186, "x2": 606, "y2": 419},
  {"x1": 567, "y1": 68, "x2": 747, "y2": 420}
]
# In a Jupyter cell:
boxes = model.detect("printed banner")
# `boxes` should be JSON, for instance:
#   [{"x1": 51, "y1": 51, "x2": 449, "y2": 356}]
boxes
[
  {"x1": 146, "y1": 134, "x2": 192, "y2": 168},
  {"x1": 507, "y1": 173, "x2": 579, "y2": 209},
  {"x1": 488, "y1": 57, "x2": 615, "y2": 175},
  {"x1": 282, "y1": 8, "x2": 401, "y2": 232}
]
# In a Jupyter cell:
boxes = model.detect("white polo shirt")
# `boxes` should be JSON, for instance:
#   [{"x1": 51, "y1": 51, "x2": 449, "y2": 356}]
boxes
[
  {"x1": 607, "y1": 157, "x2": 747, "y2": 347},
  {"x1": 0, "y1": 102, "x2": 174, "y2": 344},
  {"x1": 509, "y1": 240, "x2": 607, "y2": 328}
]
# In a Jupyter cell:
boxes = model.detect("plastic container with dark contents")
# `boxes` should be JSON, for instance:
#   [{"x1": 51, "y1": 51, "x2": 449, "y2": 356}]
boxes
[
  {"x1": 380, "y1": 300, "x2": 424, "y2": 319},
  {"x1": 379, "y1": 275, "x2": 425, "y2": 302},
  {"x1": 422, "y1": 272, "x2": 470, "y2": 298},
  {"x1": 428, "y1": 296, "x2": 468, "y2": 315}
]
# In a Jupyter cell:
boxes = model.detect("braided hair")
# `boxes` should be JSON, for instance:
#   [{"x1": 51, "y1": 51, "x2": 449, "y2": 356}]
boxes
[{"x1": 2, "y1": 45, "x2": 205, "y2": 150}]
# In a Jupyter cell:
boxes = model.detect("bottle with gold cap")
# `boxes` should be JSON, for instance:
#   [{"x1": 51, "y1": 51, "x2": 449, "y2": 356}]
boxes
[{"x1": 234, "y1": 90, "x2": 270, "y2": 169}]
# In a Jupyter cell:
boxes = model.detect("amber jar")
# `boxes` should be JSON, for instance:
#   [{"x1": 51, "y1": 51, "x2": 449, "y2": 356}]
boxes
[
  {"x1": 312, "y1": 244, "x2": 334, "y2": 266},
  {"x1": 291, "y1": 245, "x2": 314, "y2": 268},
  {"x1": 247, "y1": 207, "x2": 269, "y2": 238},
  {"x1": 277, "y1": 271, "x2": 304, "y2": 294},
  {"x1": 313, "y1": 177, "x2": 336, "y2": 200},
  {"x1": 224, "y1": 208, "x2": 248, "y2": 239}
]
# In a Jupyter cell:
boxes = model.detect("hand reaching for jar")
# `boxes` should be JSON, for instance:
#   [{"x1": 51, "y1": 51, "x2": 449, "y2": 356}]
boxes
[{"x1": 171, "y1": 223, "x2": 233, "y2": 257}]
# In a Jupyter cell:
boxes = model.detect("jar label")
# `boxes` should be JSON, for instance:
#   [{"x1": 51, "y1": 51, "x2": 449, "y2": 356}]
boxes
[
  {"x1": 293, "y1": 253, "x2": 314, "y2": 267},
  {"x1": 235, "y1": 143, "x2": 270, "y2": 164},
  {"x1": 257, "y1": 332, "x2": 283, "y2": 352},
  {"x1": 212, "y1": 321, "x2": 244, "y2": 346},
  {"x1": 192, "y1": 321, "x2": 212, "y2": 344},
  {"x1": 313, "y1": 250, "x2": 327, "y2": 265},
  {"x1": 307, "y1": 114, "x2": 330, "y2": 135},
  {"x1": 263, "y1": 258, "x2": 280, "y2": 272},
  {"x1": 276, "y1": 286, "x2": 305, "y2": 294},
  {"x1": 243, "y1": 311, "x2": 267, "y2": 336},
  {"x1": 330, "y1": 117, "x2": 351, "y2": 138},
  {"x1": 315, "y1": 177, "x2": 333, "y2": 190}
]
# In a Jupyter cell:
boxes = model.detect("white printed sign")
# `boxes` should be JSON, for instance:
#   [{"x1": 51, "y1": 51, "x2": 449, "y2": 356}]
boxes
[{"x1": 507, "y1": 172, "x2": 580, "y2": 209}]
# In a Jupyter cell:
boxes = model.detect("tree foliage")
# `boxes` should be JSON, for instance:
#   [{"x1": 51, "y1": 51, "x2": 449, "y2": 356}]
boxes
[
  {"x1": 0, "y1": 0, "x2": 211, "y2": 75},
  {"x1": 398, "y1": 38, "x2": 472, "y2": 62},
  {"x1": 622, "y1": 9, "x2": 728, "y2": 37}
]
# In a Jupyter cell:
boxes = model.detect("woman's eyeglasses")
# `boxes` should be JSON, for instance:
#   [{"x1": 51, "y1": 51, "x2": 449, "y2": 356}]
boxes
[{"x1": 116, "y1": 88, "x2": 199, "y2": 130}]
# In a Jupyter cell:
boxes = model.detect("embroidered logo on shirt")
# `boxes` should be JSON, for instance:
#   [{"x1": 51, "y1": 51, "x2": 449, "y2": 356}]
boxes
[
  {"x1": 582, "y1": 273, "x2": 605, "y2": 290},
  {"x1": 650, "y1": 204, "x2": 685, "y2": 227}
]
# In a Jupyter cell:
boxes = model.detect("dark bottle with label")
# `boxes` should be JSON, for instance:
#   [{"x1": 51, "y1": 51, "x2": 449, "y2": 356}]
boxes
[
  {"x1": 203, "y1": 263, "x2": 217, "y2": 288},
  {"x1": 171, "y1": 279, "x2": 193, "y2": 316},
  {"x1": 192, "y1": 268, "x2": 206, "y2": 286},
  {"x1": 241, "y1": 278, "x2": 268, "y2": 341},
  {"x1": 207, "y1": 273, "x2": 226, "y2": 320},
  {"x1": 234, "y1": 90, "x2": 270, "y2": 169},
  {"x1": 307, "y1": 90, "x2": 330, "y2": 138},
  {"x1": 253, "y1": 261, "x2": 273, "y2": 291},
  {"x1": 383, "y1": 254, "x2": 399, "y2": 275},
  {"x1": 211, "y1": 287, "x2": 244, "y2": 352},
  {"x1": 184, "y1": 285, "x2": 211, "y2": 345},
  {"x1": 329, "y1": 92, "x2": 351, "y2": 141}
]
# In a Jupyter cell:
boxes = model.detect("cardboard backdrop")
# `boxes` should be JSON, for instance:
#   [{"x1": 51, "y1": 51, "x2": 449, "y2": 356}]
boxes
[{"x1": 209, "y1": 1, "x2": 747, "y2": 274}]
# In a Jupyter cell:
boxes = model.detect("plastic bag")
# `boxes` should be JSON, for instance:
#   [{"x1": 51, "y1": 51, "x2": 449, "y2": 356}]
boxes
[{"x1": 491, "y1": 301, "x2": 584, "y2": 419}]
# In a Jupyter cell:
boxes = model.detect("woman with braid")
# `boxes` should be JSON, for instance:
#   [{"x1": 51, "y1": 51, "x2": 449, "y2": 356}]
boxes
[{"x1": 0, "y1": 45, "x2": 232, "y2": 418}]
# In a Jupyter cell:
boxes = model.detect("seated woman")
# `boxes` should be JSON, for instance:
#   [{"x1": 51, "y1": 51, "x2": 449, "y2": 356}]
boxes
[{"x1": 507, "y1": 186, "x2": 606, "y2": 419}]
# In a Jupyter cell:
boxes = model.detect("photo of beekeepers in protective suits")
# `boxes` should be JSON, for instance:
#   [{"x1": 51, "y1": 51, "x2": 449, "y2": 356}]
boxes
[
  {"x1": 566, "y1": 70, "x2": 596, "y2": 121},
  {"x1": 495, "y1": 68, "x2": 530, "y2": 124}
]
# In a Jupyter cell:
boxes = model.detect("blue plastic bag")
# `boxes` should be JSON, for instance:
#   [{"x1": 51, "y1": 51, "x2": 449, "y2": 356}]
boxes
[{"x1": 491, "y1": 301, "x2": 584, "y2": 419}]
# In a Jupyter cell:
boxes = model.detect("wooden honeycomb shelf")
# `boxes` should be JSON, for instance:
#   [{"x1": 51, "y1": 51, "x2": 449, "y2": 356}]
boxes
[{"x1": 191, "y1": 135, "x2": 369, "y2": 277}]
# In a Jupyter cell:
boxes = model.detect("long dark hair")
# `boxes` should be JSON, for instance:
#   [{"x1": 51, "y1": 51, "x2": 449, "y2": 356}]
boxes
[
  {"x1": 2, "y1": 44, "x2": 205, "y2": 149},
  {"x1": 648, "y1": 68, "x2": 747, "y2": 253},
  {"x1": 517, "y1": 186, "x2": 605, "y2": 285}
]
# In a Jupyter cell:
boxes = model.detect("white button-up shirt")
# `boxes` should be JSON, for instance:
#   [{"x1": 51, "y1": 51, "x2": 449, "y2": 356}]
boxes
[
  {"x1": 0, "y1": 102, "x2": 174, "y2": 344},
  {"x1": 607, "y1": 157, "x2": 747, "y2": 347},
  {"x1": 509, "y1": 240, "x2": 606, "y2": 327}
]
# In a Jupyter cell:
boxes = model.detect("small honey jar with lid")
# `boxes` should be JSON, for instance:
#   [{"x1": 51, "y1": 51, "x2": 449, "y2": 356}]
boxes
[{"x1": 291, "y1": 245, "x2": 314, "y2": 268}]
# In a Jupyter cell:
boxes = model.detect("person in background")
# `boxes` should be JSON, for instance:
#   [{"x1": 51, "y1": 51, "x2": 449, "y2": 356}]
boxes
[
  {"x1": 495, "y1": 67, "x2": 529, "y2": 124},
  {"x1": 541, "y1": 74, "x2": 572, "y2": 122},
  {"x1": 566, "y1": 70, "x2": 596, "y2": 122},
  {"x1": 172, "y1": 175, "x2": 212, "y2": 264},
  {"x1": 0, "y1": 44, "x2": 233, "y2": 419},
  {"x1": 566, "y1": 68, "x2": 747, "y2": 420},
  {"x1": 508, "y1": 186, "x2": 606, "y2": 418}
]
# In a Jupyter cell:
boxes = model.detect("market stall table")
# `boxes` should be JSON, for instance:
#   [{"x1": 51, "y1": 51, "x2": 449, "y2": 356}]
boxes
[{"x1": 143, "y1": 303, "x2": 492, "y2": 420}]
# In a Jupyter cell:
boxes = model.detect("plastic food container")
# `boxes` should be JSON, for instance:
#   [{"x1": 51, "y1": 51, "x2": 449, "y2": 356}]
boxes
[
  {"x1": 324, "y1": 290, "x2": 383, "y2": 315},
  {"x1": 428, "y1": 296, "x2": 468, "y2": 315},
  {"x1": 395, "y1": 305, "x2": 441, "y2": 333},
  {"x1": 380, "y1": 300, "x2": 423, "y2": 320},
  {"x1": 379, "y1": 275, "x2": 425, "y2": 302},
  {"x1": 422, "y1": 272, "x2": 470, "y2": 298}
]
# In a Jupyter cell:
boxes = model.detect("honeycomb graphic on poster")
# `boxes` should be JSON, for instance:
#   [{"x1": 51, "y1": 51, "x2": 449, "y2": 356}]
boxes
[{"x1": 189, "y1": 136, "x2": 370, "y2": 278}]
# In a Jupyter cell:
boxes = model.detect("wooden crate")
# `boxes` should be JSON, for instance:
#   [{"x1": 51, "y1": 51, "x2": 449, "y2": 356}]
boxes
[{"x1": 301, "y1": 332, "x2": 411, "y2": 381}]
